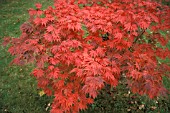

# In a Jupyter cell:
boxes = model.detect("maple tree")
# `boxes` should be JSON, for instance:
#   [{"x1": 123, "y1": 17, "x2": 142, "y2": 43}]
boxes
[{"x1": 3, "y1": 0, "x2": 170, "y2": 113}]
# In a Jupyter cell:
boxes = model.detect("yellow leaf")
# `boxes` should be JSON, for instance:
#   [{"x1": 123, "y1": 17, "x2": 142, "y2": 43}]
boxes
[{"x1": 39, "y1": 90, "x2": 45, "y2": 97}]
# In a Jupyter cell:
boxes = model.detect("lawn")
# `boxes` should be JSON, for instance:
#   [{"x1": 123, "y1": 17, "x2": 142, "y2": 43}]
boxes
[{"x1": 0, "y1": 0, "x2": 170, "y2": 113}]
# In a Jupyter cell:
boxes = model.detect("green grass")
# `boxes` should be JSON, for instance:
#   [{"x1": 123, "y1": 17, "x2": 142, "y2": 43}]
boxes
[
  {"x1": 0, "y1": 0, "x2": 170, "y2": 113},
  {"x1": 0, "y1": 0, "x2": 53, "y2": 113}
]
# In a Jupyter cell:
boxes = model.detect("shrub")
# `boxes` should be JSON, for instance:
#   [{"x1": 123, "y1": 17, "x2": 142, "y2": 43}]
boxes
[{"x1": 3, "y1": 0, "x2": 170, "y2": 113}]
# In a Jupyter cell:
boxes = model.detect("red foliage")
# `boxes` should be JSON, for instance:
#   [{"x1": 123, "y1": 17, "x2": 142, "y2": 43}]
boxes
[{"x1": 4, "y1": 0, "x2": 170, "y2": 113}]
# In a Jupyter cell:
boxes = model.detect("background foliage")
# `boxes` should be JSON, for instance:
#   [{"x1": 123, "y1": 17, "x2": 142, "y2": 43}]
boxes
[{"x1": 0, "y1": 0, "x2": 170, "y2": 113}]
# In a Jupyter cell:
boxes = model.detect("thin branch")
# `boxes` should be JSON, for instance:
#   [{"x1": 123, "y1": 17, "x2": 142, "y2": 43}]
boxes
[
  {"x1": 133, "y1": 29, "x2": 145, "y2": 44},
  {"x1": 128, "y1": 29, "x2": 146, "y2": 52}
]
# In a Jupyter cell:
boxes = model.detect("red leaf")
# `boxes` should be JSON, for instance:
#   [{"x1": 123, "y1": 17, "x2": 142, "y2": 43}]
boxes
[
  {"x1": 32, "y1": 69, "x2": 44, "y2": 78},
  {"x1": 28, "y1": 8, "x2": 37, "y2": 16},
  {"x1": 35, "y1": 3, "x2": 42, "y2": 9},
  {"x1": 82, "y1": 76, "x2": 104, "y2": 98},
  {"x1": 44, "y1": 33, "x2": 53, "y2": 42},
  {"x1": 2, "y1": 37, "x2": 11, "y2": 46},
  {"x1": 34, "y1": 17, "x2": 42, "y2": 25},
  {"x1": 47, "y1": 25, "x2": 54, "y2": 32}
]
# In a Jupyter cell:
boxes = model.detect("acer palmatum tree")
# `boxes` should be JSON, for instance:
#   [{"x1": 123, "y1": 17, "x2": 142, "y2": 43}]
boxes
[{"x1": 3, "y1": 0, "x2": 170, "y2": 113}]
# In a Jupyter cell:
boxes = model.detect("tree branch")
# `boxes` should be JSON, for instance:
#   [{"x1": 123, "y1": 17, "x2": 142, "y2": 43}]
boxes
[
  {"x1": 133, "y1": 29, "x2": 145, "y2": 44},
  {"x1": 128, "y1": 29, "x2": 146, "y2": 52}
]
